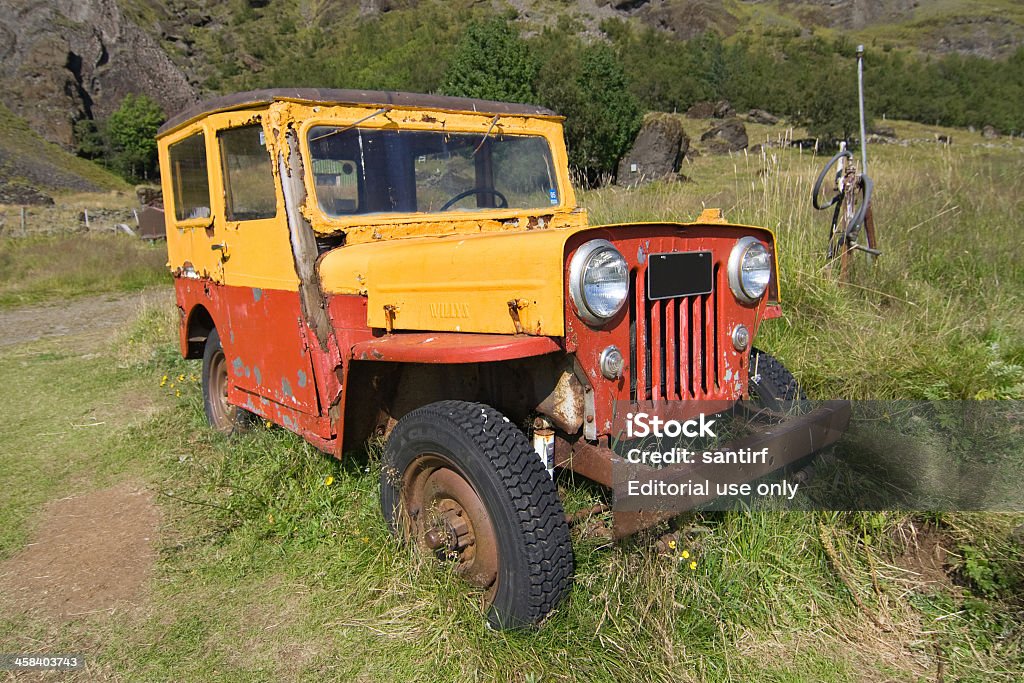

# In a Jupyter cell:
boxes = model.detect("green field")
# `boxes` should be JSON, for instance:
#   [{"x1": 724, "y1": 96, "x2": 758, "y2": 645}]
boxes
[{"x1": 0, "y1": 125, "x2": 1021, "y2": 681}]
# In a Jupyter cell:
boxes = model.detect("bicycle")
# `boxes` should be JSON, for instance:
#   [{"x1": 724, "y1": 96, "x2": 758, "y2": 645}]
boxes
[{"x1": 811, "y1": 142, "x2": 880, "y2": 279}]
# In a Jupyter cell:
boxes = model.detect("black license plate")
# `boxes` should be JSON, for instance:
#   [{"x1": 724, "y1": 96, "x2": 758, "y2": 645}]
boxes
[{"x1": 646, "y1": 251, "x2": 713, "y2": 300}]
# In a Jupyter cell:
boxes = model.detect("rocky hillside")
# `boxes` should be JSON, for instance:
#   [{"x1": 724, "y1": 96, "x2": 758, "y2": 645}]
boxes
[
  {"x1": 0, "y1": 0, "x2": 197, "y2": 150},
  {"x1": 0, "y1": 0, "x2": 1021, "y2": 184}
]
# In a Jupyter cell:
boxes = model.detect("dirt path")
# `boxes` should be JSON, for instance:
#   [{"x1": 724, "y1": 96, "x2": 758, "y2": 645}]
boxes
[
  {"x1": 0, "y1": 287, "x2": 173, "y2": 348},
  {"x1": 0, "y1": 483, "x2": 160, "y2": 620}
]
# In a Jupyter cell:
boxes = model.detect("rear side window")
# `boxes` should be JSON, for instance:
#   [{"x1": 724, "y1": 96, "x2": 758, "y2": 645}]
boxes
[
  {"x1": 219, "y1": 125, "x2": 277, "y2": 221},
  {"x1": 169, "y1": 132, "x2": 211, "y2": 222}
]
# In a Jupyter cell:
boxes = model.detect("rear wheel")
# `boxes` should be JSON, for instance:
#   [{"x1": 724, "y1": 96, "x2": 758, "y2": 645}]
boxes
[
  {"x1": 380, "y1": 400, "x2": 574, "y2": 629},
  {"x1": 201, "y1": 328, "x2": 252, "y2": 435}
]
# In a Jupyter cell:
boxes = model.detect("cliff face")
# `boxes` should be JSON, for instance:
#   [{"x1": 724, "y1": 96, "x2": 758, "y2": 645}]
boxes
[{"x1": 0, "y1": 0, "x2": 197, "y2": 149}]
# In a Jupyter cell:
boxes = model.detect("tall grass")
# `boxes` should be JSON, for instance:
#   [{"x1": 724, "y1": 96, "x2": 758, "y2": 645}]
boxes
[
  {"x1": 0, "y1": 233, "x2": 170, "y2": 307},
  {"x1": 582, "y1": 139, "x2": 1024, "y2": 400}
]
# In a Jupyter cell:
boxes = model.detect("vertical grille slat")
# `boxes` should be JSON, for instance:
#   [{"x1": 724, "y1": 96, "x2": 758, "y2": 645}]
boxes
[
  {"x1": 629, "y1": 269, "x2": 638, "y2": 402},
  {"x1": 630, "y1": 259, "x2": 722, "y2": 403},
  {"x1": 665, "y1": 298, "x2": 677, "y2": 399},
  {"x1": 650, "y1": 298, "x2": 662, "y2": 398}
]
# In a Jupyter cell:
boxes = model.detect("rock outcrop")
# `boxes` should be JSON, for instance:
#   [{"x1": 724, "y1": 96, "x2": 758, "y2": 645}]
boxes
[
  {"x1": 700, "y1": 119, "x2": 748, "y2": 153},
  {"x1": 616, "y1": 113, "x2": 689, "y2": 186},
  {"x1": 0, "y1": 0, "x2": 197, "y2": 149},
  {"x1": 747, "y1": 109, "x2": 779, "y2": 125}
]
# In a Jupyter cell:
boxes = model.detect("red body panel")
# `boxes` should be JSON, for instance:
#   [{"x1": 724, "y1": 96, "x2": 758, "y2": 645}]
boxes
[{"x1": 351, "y1": 333, "x2": 562, "y2": 363}]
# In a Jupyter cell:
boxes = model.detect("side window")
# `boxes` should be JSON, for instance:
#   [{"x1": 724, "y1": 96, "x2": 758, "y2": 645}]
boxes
[
  {"x1": 169, "y1": 132, "x2": 211, "y2": 222},
  {"x1": 219, "y1": 124, "x2": 277, "y2": 221}
]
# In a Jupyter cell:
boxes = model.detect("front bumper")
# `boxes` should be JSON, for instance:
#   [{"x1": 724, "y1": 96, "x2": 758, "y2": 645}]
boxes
[{"x1": 555, "y1": 400, "x2": 852, "y2": 538}]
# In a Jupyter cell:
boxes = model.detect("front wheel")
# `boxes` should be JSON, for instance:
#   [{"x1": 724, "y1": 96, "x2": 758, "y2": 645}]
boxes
[{"x1": 380, "y1": 400, "x2": 574, "y2": 629}]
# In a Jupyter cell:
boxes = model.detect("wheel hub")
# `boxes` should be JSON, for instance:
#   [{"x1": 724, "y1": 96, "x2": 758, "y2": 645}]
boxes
[{"x1": 402, "y1": 456, "x2": 499, "y2": 592}]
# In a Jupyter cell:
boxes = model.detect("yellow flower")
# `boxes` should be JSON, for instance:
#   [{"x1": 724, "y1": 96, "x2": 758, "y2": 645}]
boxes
[
  {"x1": 175, "y1": 390, "x2": 181, "y2": 397},
  {"x1": 268, "y1": 514, "x2": 274, "y2": 524},
  {"x1": 682, "y1": 550, "x2": 690, "y2": 559},
  {"x1": 667, "y1": 539, "x2": 677, "y2": 550},
  {"x1": 160, "y1": 375, "x2": 167, "y2": 387},
  {"x1": 264, "y1": 420, "x2": 272, "y2": 429},
  {"x1": 177, "y1": 373, "x2": 185, "y2": 381},
  {"x1": 324, "y1": 476, "x2": 335, "y2": 487},
  {"x1": 689, "y1": 561, "x2": 697, "y2": 571}
]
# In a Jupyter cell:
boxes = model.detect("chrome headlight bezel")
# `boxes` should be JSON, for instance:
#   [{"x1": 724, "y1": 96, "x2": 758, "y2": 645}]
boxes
[
  {"x1": 728, "y1": 236, "x2": 772, "y2": 303},
  {"x1": 568, "y1": 239, "x2": 629, "y2": 326}
]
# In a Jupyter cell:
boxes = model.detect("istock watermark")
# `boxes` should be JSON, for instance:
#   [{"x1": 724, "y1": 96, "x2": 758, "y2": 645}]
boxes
[{"x1": 610, "y1": 400, "x2": 1024, "y2": 535}]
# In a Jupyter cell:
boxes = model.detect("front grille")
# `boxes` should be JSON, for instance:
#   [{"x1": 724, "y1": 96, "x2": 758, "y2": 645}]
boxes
[{"x1": 629, "y1": 264, "x2": 721, "y2": 402}]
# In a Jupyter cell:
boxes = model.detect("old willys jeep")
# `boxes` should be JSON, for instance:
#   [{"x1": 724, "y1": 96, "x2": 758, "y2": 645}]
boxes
[{"x1": 157, "y1": 89, "x2": 849, "y2": 629}]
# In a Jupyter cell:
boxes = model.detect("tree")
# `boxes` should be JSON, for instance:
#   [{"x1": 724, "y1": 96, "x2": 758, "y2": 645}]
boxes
[
  {"x1": 537, "y1": 42, "x2": 642, "y2": 185},
  {"x1": 439, "y1": 17, "x2": 539, "y2": 103},
  {"x1": 107, "y1": 94, "x2": 165, "y2": 181},
  {"x1": 798, "y1": 60, "x2": 867, "y2": 145}
]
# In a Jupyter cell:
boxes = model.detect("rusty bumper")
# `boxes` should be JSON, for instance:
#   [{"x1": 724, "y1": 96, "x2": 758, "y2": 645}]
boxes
[{"x1": 555, "y1": 400, "x2": 852, "y2": 539}]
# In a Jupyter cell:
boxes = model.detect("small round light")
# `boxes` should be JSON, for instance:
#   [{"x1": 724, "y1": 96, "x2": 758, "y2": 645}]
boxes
[
  {"x1": 600, "y1": 345, "x2": 625, "y2": 380},
  {"x1": 569, "y1": 240, "x2": 629, "y2": 325},
  {"x1": 728, "y1": 237, "x2": 772, "y2": 303},
  {"x1": 731, "y1": 325, "x2": 750, "y2": 351}
]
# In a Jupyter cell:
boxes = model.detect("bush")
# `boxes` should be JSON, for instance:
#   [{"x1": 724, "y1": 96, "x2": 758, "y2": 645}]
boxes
[
  {"x1": 537, "y1": 42, "x2": 642, "y2": 185},
  {"x1": 440, "y1": 17, "x2": 539, "y2": 103}
]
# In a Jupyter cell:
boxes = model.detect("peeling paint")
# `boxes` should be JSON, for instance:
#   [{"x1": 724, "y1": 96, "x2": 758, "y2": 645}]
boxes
[
  {"x1": 253, "y1": 288, "x2": 263, "y2": 301},
  {"x1": 232, "y1": 357, "x2": 245, "y2": 377},
  {"x1": 297, "y1": 370, "x2": 308, "y2": 388},
  {"x1": 282, "y1": 378, "x2": 293, "y2": 397},
  {"x1": 254, "y1": 366, "x2": 262, "y2": 385}
]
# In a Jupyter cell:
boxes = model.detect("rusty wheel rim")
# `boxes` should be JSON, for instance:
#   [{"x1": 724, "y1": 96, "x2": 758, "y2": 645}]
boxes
[
  {"x1": 207, "y1": 347, "x2": 237, "y2": 433},
  {"x1": 401, "y1": 454, "x2": 500, "y2": 601}
]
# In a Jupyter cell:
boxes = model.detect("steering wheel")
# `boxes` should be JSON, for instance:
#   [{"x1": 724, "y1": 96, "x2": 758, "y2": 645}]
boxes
[{"x1": 439, "y1": 188, "x2": 509, "y2": 211}]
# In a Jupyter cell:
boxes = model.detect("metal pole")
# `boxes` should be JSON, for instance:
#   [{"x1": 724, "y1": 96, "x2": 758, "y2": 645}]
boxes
[{"x1": 856, "y1": 45, "x2": 868, "y2": 176}]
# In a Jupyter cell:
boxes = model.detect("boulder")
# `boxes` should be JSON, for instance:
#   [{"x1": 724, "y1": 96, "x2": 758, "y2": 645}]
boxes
[
  {"x1": 982, "y1": 125, "x2": 1000, "y2": 139},
  {"x1": 616, "y1": 113, "x2": 689, "y2": 187},
  {"x1": 713, "y1": 100, "x2": 735, "y2": 118},
  {"x1": 685, "y1": 101, "x2": 715, "y2": 119},
  {"x1": 700, "y1": 119, "x2": 748, "y2": 153},
  {"x1": 747, "y1": 109, "x2": 779, "y2": 125},
  {"x1": 871, "y1": 125, "x2": 897, "y2": 138},
  {"x1": 136, "y1": 185, "x2": 163, "y2": 208}
]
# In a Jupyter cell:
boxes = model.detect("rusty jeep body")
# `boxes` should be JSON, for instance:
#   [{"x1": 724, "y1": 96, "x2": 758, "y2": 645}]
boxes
[{"x1": 157, "y1": 89, "x2": 849, "y2": 628}]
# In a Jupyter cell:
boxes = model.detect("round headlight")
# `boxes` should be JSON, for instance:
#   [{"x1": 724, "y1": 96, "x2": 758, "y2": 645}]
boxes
[
  {"x1": 569, "y1": 240, "x2": 629, "y2": 325},
  {"x1": 728, "y1": 237, "x2": 772, "y2": 303}
]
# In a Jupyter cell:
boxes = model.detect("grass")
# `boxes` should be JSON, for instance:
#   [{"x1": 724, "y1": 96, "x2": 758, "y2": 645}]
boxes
[
  {"x1": 0, "y1": 233, "x2": 170, "y2": 308},
  {"x1": 0, "y1": 124, "x2": 1022, "y2": 681},
  {"x1": 0, "y1": 102, "x2": 130, "y2": 194}
]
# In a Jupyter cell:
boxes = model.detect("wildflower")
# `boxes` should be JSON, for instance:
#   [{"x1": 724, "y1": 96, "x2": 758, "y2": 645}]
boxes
[
  {"x1": 264, "y1": 420, "x2": 272, "y2": 429},
  {"x1": 268, "y1": 514, "x2": 274, "y2": 524},
  {"x1": 160, "y1": 374, "x2": 168, "y2": 387},
  {"x1": 324, "y1": 476, "x2": 335, "y2": 487},
  {"x1": 175, "y1": 390, "x2": 181, "y2": 398},
  {"x1": 689, "y1": 561, "x2": 697, "y2": 571},
  {"x1": 682, "y1": 550, "x2": 690, "y2": 559},
  {"x1": 177, "y1": 373, "x2": 185, "y2": 381},
  {"x1": 667, "y1": 539, "x2": 677, "y2": 550}
]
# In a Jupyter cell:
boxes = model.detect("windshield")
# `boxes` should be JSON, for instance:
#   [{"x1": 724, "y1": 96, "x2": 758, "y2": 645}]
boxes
[{"x1": 307, "y1": 127, "x2": 560, "y2": 217}]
